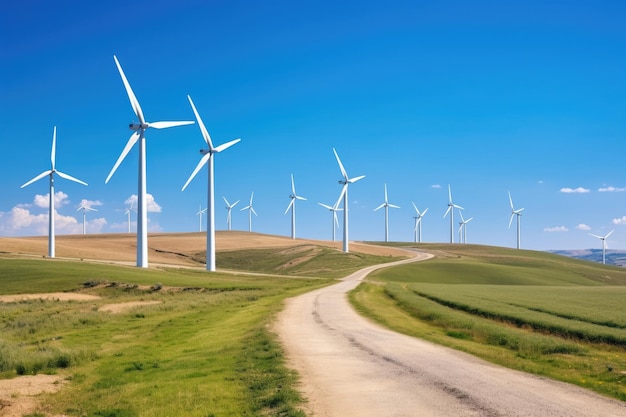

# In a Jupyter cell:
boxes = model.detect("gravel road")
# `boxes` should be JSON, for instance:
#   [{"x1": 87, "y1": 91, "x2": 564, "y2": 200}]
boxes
[{"x1": 274, "y1": 250, "x2": 626, "y2": 417}]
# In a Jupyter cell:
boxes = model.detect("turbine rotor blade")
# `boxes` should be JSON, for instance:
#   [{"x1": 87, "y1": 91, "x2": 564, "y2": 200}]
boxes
[
  {"x1": 251, "y1": 207, "x2": 258, "y2": 216},
  {"x1": 349, "y1": 175, "x2": 365, "y2": 183},
  {"x1": 508, "y1": 213, "x2": 515, "y2": 229},
  {"x1": 181, "y1": 153, "x2": 211, "y2": 191},
  {"x1": 56, "y1": 170, "x2": 88, "y2": 186},
  {"x1": 214, "y1": 138, "x2": 241, "y2": 153},
  {"x1": 508, "y1": 191, "x2": 514, "y2": 209},
  {"x1": 285, "y1": 199, "x2": 294, "y2": 215},
  {"x1": 374, "y1": 203, "x2": 385, "y2": 212},
  {"x1": 51, "y1": 126, "x2": 57, "y2": 170},
  {"x1": 605, "y1": 230, "x2": 615, "y2": 238},
  {"x1": 149, "y1": 121, "x2": 194, "y2": 129},
  {"x1": 106, "y1": 131, "x2": 139, "y2": 184},
  {"x1": 318, "y1": 203, "x2": 333, "y2": 210},
  {"x1": 389, "y1": 204, "x2": 400, "y2": 209},
  {"x1": 443, "y1": 205, "x2": 451, "y2": 218},
  {"x1": 187, "y1": 95, "x2": 213, "y2": 148},
  {"x1": 589, "y1": 233, "x2": 602, "y2": 239},
  {"x1": 422, "y1": 208, "x2": 429, "y2": 216},
  {"x1": 232, "y1": 200, "x2": 240, "y2": 207},
  {"x1": 333, "y1": 148, "x2": 348, "y2": 180},
  {"x1": 291, "y1": 174, "x2": 296, "y2": 195},
  {"x1": 223, "y1": 196, "x2": 230, "y2": 206},
  {"x1": 113, "y1": 55, "x2": 145, "y2": 125},
  {"x1": 21, "y1": 170, "x2": 52, "y2": 188},
  {"x1": 335, "y1": 184, "x2": 348, "y2": 209},
  {"x1": 296, "y1": 195, "x2": 307, "y2": 201}
]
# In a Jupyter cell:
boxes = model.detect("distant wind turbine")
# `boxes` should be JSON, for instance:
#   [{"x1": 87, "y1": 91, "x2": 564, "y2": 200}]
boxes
[
  {"x1": 223, "y1": 197, "x2": 239, "y2": 231},
  {"x1": 457, "y1": 210, "x2": 473, "y2": 244},
  {"x1": 124, "y1": 201, "x2": 135, "y2": 234},
  {"x1": 508, "y1": 191, "x2": 524, "y2": 249},
  {"x1": 589, "y1": 230, "x2": 614, "y2": 265},
  {"x1": 105, "y1": 55, "x2": 194, "y2": 268},
  {"x1": 373, "y1": 183, "x2": 400, "y2": 242},
  {"x1": 181, "y1": 95, "x2": 240, "y2": 272},
  {"x1": 240, "y1": 192, "x2": 257, "y2": 232},
  {"x1": 318, "y1": 202, "x2": 342, "y2": 241},
  {"x1": 21, "y1": 126, "x2": 88, "y2": 258},
  {"x1": 285, "y1": 174, "x2": 307, "y2": 239},
  {"x1": 411, "y1": 203, "x2": 428, "y2": 243},
  {"x1": 196, "y1": 205, "x2": 207, "y2": 232},
  {"x1": 443, "y1": 185, "x2": 463, "y2": 244},
  {"x1": 77, "y1": 205, "x2": 98, "y2": 235},
  {"x1": 333, "y1": 148, "x2": 365, "y2": 253}
]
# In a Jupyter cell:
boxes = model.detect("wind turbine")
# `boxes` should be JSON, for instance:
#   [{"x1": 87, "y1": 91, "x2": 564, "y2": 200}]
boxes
[
  {"x1": 457, "y1": 210, "x2": 473, "y2": 244},
  {"x1": 333, "y1": 148, "x2": 365, "y2": 253},
  {"x1": 318, "y1": 202, "x2": 342, "y2": 241},
  {"x1": 196, "y1": 205, "x2": 207, "y2": 232},
  {"x1": 124, "y1": 201, "x2": 135, "y2": 234},
  {"x1": 508, "y1": 191, "x2": 524, "y2": 249},
  {"x1": 240, "y1": 192, "x2": 257, "y2": 232},
  {"x1": 285, "y1": 174, "x2": 307, "y2": 239},
  {"x1": 412, "y1": 203, "x2": 428, "y2": 243},
  {"x1": 105, "y1": 55, "x2": 194, "y2": 268},
  {"x1": 77, "y1": 205, "x2": 97, "y2": 235},
  {"x1": 443, "y1": 185, "x2": 463, "y2": 244},
  {"x1": 21, "y1": 126, "x2": 88, "y2": 257},
  {"x1": 373, "y1": 183, "x2": 400, "y2": 242},
  {"x1": 589, "y1": 230, "x2": 614, "y2": 265},
  {"x1": 223, "y1": 197, "x2": 239, "y2": 231},
  {"x1": 181, "y1": 95, "x2": 240, "y2": 272}
]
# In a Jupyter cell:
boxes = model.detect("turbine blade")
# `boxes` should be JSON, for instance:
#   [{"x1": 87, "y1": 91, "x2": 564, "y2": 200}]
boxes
[
  {"x1": 508, "y1": 191, "x2": 514, "y2": 210},
  {"x1": 296, "y1": 195, "x2": 307, "y2": 201},
  {"x1": 232, "y1": 200, "x2": 240, "y2": 207},
  {"x1": 113, "y1": 55, "x2": 145, "y2": 125},
  {"x1": 335, "y1": 184, "x2": 348, "y2": 209},
  {"x1": 349, "y1": 175, "x2": 365, "y2": 183},
  {"x1": 149, "y1": 121, "x2": 194, "y2": 129},
  {"x1": 605, "y1": 230, "x2": 615, "y2": 239},
  {"x1": 56, "y1": 170, "x2": 88, "y2": 186},
  {"x1": 334, "y1": 211, "x2": 339, "y2": 227},
  {"x1": 508, "y1": 213, "x2": 515, "y2": 229},
  {"x1": 291, "y1": 174, "x2": 296, "y2": 195},
  {"x1": 214, "y1": 138, "x2": 241, "y2": 153},
  {"x1": 448, "y1": 184, "x2": 452, "y2": 204},
  {"x1": 251, "y1": 207, "x2": 258, "y2": 216},
  {"x1": 318, "y1": 203, "x2": 333, "y2": 210},
  {"x1": 223, "y1": 196, "x2": 230, "y2": 206},
  {"x1": 412, "y1": 202, "x2": 418, "y2": 214},
  {"x1": 589, "y1": 233, "x2": 602, "y2": 239},
  {"x1": 21, "y1": 170, "x2": 52, "y2": 188},
  {"x1": 466, "y1": 217, "x2": 473, "y2": 223},
  {"x1": 105, "y1": 131, "x2": 139, "y2": 184},
  {"x1": 250, "y1": 192, "x2": 254, "y2": 205},
  {"x1": 374, "y1": 203, "x2": 385, "y2": 211},
  {"x1": 389, "y1": 204, "x2": 400, "y2": 209},
  {"x1": 51, "y1": 126, "x2": 57, "y2": 170},
  {"x1": 285, "y1": 199, "x2": 294, "y2": 215},
  {"x1": 453, "y1": 204, "x2": 464, "y2": 210},
  {"x1": 422, "y1": 208, "x2": 429, "y2": 216},
  {"x1": 443, "y1": 205, "x2": 451, "y2": 218},
  {"x1": 384, "y1": 183, "x2": 388, "y2": 203},
  {"x1": 333, "y1": 148, "x2": 348, "y2": 180},
  {"x1": 181, "y1": 153, "x2": 211, "y2": 191},
  {"x1": 187, "y1": 95, "x2": 213, "y2": 148},
  {"x1": 240, "y1": 205, "x2": 250, "y2": 211}
]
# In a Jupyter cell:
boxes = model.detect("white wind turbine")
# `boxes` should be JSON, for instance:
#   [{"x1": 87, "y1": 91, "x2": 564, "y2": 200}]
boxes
[
  {"x1": 373, "y1": 183, "x2": 400, "y2": 242},
  {"x1": 196, "y1": 205, "x2": 207, "y2": 232},
  {"x1": 412, "y1": 203, "x2": 428, "y2": 243},
  {"x1": 21, "y1": 126, "x2": 88, "y2": 257},
  {"x1": 318, "y1": 202, "x2": 342, "y2": 241},
  {"x1": 223, "y1": 197, "x2": 240, "y2": 231},
  {"x1": 285, "y1": 174, "x2": 307, "y2": 239},
  {"x1": 333, "y1": 148, "x2": 365, "y2": 253},
  {"x1": 240, "y1": 192, "x2": 257, "y2": 232},
  {"x1": 181, "y1": 95, "x2": 240, "y2": 272},
  {"x1": 124, "y1": 201, "x2": 135, "y2": 234},
  {"x1": 457, "y1": 210, "x2": 473, "y2": 244},
  {"x1": 105, "y1": 55, "x2": 194, "y2": 268},
  {"x1": 589, "y1": 230, "x2": 614, "y2": 265},
  {"x1": 508, "y1": 191, "x2": 524, "y2": 249},
  {"x1": 77, "y1": 205, "x2": 98, "y2": 235},
  {"x1": 443, "y1": 184, "x2": 463, "y2": 244}
]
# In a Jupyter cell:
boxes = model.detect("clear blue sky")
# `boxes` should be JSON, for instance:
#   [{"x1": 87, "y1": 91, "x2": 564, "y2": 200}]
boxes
[{"x1": 1, "y1": 0, "x2": 625, "y2": 250}]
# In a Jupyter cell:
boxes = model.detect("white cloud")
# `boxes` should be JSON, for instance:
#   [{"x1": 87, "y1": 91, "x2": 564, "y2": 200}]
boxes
[
  {"x1": 0, "y1": 206, "x2": 82, "y2": 235},
  {"x1": 538, "y1": 180, "x2": 544, "y2": 184},
  {"x1": 431, "y1": 184, "x2": 441, "y2": 189},
  {"x1": 125, "y1": 194, "x2": 162, "y2": 213},
  {"x1": 33, "y1": 191, "x2": 70, "y2": 208},
  {"x1": 87, "y1": 218, "x2": 107, "y2": 233},
  {"x1": 544, "y1": 226, "x2": 568, "y2": 232},
  {"x1": 576, "y1": 224, "x2": 591, "y2": 231},
  {"x1": 560, "y1": 187, "x2": 590, "y2": 194},
  {"x1": 79, "y1": 199, "x2": 103, "y2": 209},
  {"x1": 598, "y1": 186, "x2": 626, "y2": 192},
  {"x1": 613, "y1": 216, "x2": 626, "y2": 225}
]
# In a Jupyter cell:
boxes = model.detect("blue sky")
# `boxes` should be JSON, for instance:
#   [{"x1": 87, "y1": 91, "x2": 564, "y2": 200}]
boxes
[{"x1": 1, "y1": 0, "x2": 626, "y2": 251}]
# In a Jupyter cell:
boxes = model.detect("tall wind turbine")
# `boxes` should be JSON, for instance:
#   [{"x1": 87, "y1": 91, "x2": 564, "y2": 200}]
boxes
[
  {"x1": 333, "y1": 148, "x2": 365, "y2": 253},
  {"x1": 77, "y1": 205, "x2": 97, "y2": 235},
  {"x1": 412, "y1": 203, "x2": 428, "y2": 243},
  {"x1": 240, "y1": 192, "x2": 257, "y2": 232},
  {"x1": 458, "y1": 210, "x2": 473, "y2": 244},
  {"x1": 508, "y1": 191, "x2": 524, "y2": 249},
  {"x1": 223, "y1": 197, "x2": 239, "y2": 231},
  {"x1": 443, "y1": 185, "x2": 463, "y2": 244},
  {"x1": 196, "y1": 205, "x2": 207, "y2": 232},
  {"x1": 181, "y1": 95, "x2": 240, "y2": 272},
  {"x1": 285, "y1": 174, "x2": 307, "y2": 239},
  {"x1": 21, "y1": 126, "x2": 88, "y2": 257},
  {"x1": 373, "y1": 183, "x2": 400, "y2": 242},
  {"x1": 318, "y1": 202, "x2": 342, "y2": 241},
  {"x1": 105, "y1": 55, "x2": 194, "y2": 268},
  {"x1": 124, "y1": 201, "x2": 135, "y2": 234},
  {"x1": 589, "y1": 230, "x2": 614, "y2": 265}
]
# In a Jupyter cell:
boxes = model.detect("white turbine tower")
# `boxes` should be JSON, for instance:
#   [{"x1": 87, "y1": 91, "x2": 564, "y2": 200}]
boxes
[
  {"x1": 589, "y1": 230, "x2": 614, "y2": 265},
  {"x1": 443, "y1": 184, "x2": 463, "y2": 244},
  {"x1": 318, "y1": 202, "x2": 342, "y2": 241},
  {"x1": 196, "y1": 205, "x2": 207, "y2": 232},
  {"x1": 458, "y1": 210, "x2": 473, "y2": 244},
  {"x1": 285, "y1": 174, "x2": 307, "y2": 239},
  {"x1": 333, "y1": 148, "x2": 365, "y2": 253},
  {"x1": 21, "y1": 126, "x2": 88, "y2": 258},
  {"x1": 105, "y1": 55, "x2": 194, "y2": 268},
  {"x1": 181, "y1": 95, "x2": 240, "y2": 272},
  {"x1": 508, "y1": 191, "x2": 524, "y2": 249},
  {"x1": 77, "y1": 205, "x2": 97, "y2": 235},
  {"x1": 223, "y1": 197, "x2": 239, "y2": 231},
  {"x1": 412, "y1": 203, "x2": 428, "y2": 243},
  {"x1": 373, "y1": 183, "x2": 400, "y2": 242},
  {"x1": 124, "y1": 201, "x2": 135, "y2": 234},
  {"x1": 240, "y1": 192, "x2": 257, "y2": 232}
]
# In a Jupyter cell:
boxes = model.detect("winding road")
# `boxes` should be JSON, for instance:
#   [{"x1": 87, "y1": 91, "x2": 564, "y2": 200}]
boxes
[{"x1": 274, "y1": 249, "x2": 626, "y2": 416}]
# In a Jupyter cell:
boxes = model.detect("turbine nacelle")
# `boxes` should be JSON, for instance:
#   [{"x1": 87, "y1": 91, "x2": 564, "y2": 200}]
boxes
[{"x1": 129, "y1": 122, "x2": 149, "y2": 131}]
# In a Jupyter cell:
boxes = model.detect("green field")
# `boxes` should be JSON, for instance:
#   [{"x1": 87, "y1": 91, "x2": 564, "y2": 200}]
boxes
[{"x1": 351, "y1": 243, "x2": 626, "y2": 401}]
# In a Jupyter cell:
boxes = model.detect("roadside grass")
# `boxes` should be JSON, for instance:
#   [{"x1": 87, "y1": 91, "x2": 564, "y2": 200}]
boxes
[{"x1": 350, "y1": 244, "x2": 626, "y2": 401}]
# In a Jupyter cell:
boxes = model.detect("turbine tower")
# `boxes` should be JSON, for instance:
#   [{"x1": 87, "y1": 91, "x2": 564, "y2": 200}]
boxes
[
  {"x1": 318, "y1": 202, "x2": 342, "y2": 241},
  {"x1": 373, "y1": 183, "x2": 400, "y2": 242},
  {"x1": 240, "y1": 192, "x2": 257, "y2": 232},
  {"x1": 333, "y1": 148, "x2": 365, "y2": 253},
  {"x1": 508, "y1": 191, "x2": 524, "y2": 249},
  {"x1": 105, "y1": 55, "x2": 194, "y2": 268},
  {"x1": 196, "y1": 205, "x2": 207, "y2": 232},
  {"x1": 458, "y1": 210, "x2": 473, "y2": 244},
  {"x1": 589, "y1": 230, "x2": 614, "y2": 265},
  {"x1": 285, "y1": 174, "x2": 307, "y2": 239},
  {"x1": 77, "y1": 205, "x2": 97, "y2": 235},
  {"x1": 21, "y1": 126, "x2": 88, "y2": 257},
  {"x1": 124, "y1": 201, "x2": 135, "y2": 234},
  {"x1": 223, "y1": 197, "x2": 239, "y2": 231},
  {"x1": 443, "y1": 184, "x2": 463, "y2": 244},
  {"x1": 412, "y1": 203, "x2": 428, "y2": 243},
  {"x1": 181, "y1": 95, "x2": 240, "y2": 272}
]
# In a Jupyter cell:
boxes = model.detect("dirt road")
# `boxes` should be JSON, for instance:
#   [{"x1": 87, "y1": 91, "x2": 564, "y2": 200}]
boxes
[{"x1": 275, "y1": 250, "x2": 626, "y2": 417}]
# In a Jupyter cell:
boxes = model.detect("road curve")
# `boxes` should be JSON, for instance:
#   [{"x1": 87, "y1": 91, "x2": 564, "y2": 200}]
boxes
[{"x1": 274, "y1": 249, "x2": 626, "y2": 417}]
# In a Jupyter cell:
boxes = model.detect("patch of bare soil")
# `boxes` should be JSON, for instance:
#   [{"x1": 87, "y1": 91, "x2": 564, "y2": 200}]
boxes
[
  {"x1": 0, "y1": 293, "x2": 100, "y2": 303},
  {"x1": 0, "y1": 374, "x2": 66, "y2": 417},
  {"x1": 98, "y1": 300, "x2": 162, "y2": 313},
  {"x1": 276, "y1": 245, "x2": 323, "y2": 270}
]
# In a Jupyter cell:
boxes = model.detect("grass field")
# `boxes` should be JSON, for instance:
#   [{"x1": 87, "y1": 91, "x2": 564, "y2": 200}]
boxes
[{"x1": 350, "y1": 243, "x2": 626, "y2": 401}]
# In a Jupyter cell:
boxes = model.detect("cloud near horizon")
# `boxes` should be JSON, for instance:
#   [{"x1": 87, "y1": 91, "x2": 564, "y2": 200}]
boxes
[
  {"x1": 560, "y1": 187, "x2": 590, "y2": 194},
  {"x1": 613, "y1": 216, "x2": 626, "y2": 225},
  {"x1": 544, "y1": 226, "x2": 568, "y2": 232},
  {"x1": 598, "y1": 186, "x2": 626, "y2": 192},
  {"x1": 125, "y1": 194, "x2": 162, "y2": 213},
  {"x1": 575, "y1": 224, "x2": 591, "y2": 231}
]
